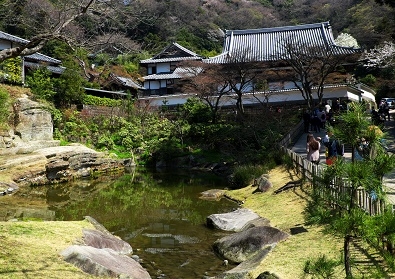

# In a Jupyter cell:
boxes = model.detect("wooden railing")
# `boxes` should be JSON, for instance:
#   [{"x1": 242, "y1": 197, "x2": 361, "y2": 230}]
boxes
[{"x1": 279, "y1": 122, "x2": 385, "y2": 215}]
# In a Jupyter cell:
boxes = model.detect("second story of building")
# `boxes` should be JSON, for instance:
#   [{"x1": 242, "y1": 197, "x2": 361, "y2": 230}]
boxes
[{"x1": 139, "y1": 42, "x2": 203, "y2": 96}]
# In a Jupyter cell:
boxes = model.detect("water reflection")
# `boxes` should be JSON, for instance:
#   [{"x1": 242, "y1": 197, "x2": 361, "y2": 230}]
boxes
[{"x1": 47, "y1": 168, "x2": 238, "y2": 278}]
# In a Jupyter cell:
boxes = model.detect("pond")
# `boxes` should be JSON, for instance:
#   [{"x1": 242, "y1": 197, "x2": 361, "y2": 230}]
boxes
[{"x1": 45, "y1": 168, "x2": 239, "y2": 278}]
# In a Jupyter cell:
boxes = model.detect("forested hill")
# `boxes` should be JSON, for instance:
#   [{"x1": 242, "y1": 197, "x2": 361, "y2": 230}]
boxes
[{"x1": 0, "y1": 0, "x2": 394, "y2": 57}]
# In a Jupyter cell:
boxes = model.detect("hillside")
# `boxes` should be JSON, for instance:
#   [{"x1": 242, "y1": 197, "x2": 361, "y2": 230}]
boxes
[
  {"x1": 1, "y1": 1, "x2": 395, "y2": 103},
  {"x1": 0, "y1": 0, "x2": 394, "y2": 56}
]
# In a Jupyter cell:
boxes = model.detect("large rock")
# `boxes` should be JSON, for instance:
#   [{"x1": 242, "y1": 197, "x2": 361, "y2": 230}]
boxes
[
  {"x1": 200, "y1": 189, "x2": 226, "y2": 200},
  {"x1": 213, "y1": 226, "x2": 289, "y2": 263},
  {"x1": 60, "y1": 245, "x2": 151, "y2": 279},
  {"x1": 253, "y1": 175, "x2": 272, "y2": 193},
  {"x1": 215, "y1": 247, "x2": 274, "y2": 279},
  {"x1": 14, "y1": 98, "x2": 53, "y2": 141},
  {"x1": 5, "y1": 144, "x2": 130, "y2": 186},
  {"x1": 82, "y1": 229, "x2": 133, "y2": 255},
  {"x1": 0, "y1": 97, "x2": 60, "y2": 155},
  {"x1": 207, "y1": 208, "x2": 268, "y2": 232}
]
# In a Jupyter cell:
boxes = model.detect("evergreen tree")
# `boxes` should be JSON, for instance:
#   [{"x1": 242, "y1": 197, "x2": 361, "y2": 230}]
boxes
[{"x1": 305, "y1": 102, "x2": 395, "y2": 278}]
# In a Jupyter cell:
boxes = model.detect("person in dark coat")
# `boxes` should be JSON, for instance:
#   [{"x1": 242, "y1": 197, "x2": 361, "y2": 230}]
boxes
[
  {"x1": 310, "y1": 113, "x2": 321, "y2": 132},
  {"x1": 303, "y1": 110, "x2": 311, "y2": 133}
]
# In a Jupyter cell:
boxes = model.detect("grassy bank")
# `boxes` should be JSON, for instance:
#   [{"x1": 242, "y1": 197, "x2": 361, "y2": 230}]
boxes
[
  {"x1": 225, "y1": 166, "x2": 352, "y2": 279},
  {"x1": 0, "y1": 219, "x2": 112, "y2": 279},
  {"x1": 0, "y1": 165, "x2": 387, "y2": 279}
]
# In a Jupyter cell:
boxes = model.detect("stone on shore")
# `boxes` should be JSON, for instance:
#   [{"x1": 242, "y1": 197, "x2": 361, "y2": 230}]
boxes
[
  {"x1": 60, "y1": 245, "x2": 150, "y2": 279},
  {"x1": 213, "y1": 226, "x2": 289, "y2": 263},
  {"x1": 82, "y1": 229, "x2": 133, "y2": 255},
  {"x1": 207, "y1": 208, "x2": 268, "y2": 232}
]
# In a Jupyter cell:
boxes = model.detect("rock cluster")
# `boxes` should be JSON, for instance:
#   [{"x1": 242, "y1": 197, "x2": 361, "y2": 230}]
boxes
[
  {"x1": 60, "y1": 216, "x2": 150, "y2": 279},
  {"x1": 0, "y1": 97, "x2": 133, "y2": 189},
  {"x1": 207, "y1": 207, "x2": 288, "y2": 279}
]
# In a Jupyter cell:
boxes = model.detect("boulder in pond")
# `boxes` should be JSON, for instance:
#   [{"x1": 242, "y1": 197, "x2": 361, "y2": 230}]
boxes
[
  {"x1": 213, "y1": 226, "x2": 289, "y2": 263},
  {"x1": 200, "y1": 189, "x2": 226, "y2": 200},
  {"x1": 60, "y1": 245, "x2": 150, "y2": 279},
  {"x1": 207, "y1": 208, "x2": 268, "y2": 232}
]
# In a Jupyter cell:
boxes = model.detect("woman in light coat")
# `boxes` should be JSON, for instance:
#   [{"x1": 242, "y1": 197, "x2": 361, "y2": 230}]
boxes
[{"x1": 306, "y1": 133, "x2": 321, "y2": 164}]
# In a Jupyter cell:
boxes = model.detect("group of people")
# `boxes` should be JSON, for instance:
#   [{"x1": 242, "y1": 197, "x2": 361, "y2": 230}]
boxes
[
  {"x1": 302, "y1": 101, "x2": 335, "y2": 133},
  {"x1": 306, "y1": 130, "x2": 343, "y2": 165},
  {"x1": 371, "y1": 99, "x2": 391, "y2": 125}
]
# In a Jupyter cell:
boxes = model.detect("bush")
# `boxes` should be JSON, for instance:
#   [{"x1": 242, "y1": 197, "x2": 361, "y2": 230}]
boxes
[
  {"x1": 303, "y1": 254, "x2": 340, "y2": 279},
  {"x1": 83, "y1": 94, "x2": 122, "y2": 107},
  {"x1": 0, "y1": 87, "x2": 10, "y2": 129},
  {"x1": 25, "y1": 67, "x2": 56, "y2": 101},
  {"x1": 360, "y1": 74, "x2": 376, "y2": 87},
  {"x1": 0, "y1": 57, "x2": 23, "y2": 84},
  {"x1": 229, "y1": 164, "x2": 268, "y2": 189}
]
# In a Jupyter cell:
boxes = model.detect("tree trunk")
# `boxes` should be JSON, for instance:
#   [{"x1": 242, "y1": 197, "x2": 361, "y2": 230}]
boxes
[{"x1": 344, "y1": 234, "x2": 353, "y2": 278}]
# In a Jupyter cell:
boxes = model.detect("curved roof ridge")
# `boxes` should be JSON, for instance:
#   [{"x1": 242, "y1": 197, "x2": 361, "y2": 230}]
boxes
[
  {"x1": 172, "y1": 42, "x2": 201, "y2": 57},
  {"x1": 225, "y1": 22, "x2": 330, "y2": 36}
]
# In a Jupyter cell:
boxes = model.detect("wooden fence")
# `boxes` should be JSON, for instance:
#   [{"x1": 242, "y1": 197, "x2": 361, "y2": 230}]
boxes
[{"x1": 280, "y1": 121, "x2": 385, "y2": 215}]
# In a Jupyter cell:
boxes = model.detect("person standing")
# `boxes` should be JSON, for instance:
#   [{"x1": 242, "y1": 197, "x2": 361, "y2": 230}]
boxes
[
  {"x1": 317, "y1": 108, "x2": 326, "y2": 129},
  {"x1": 311, "y1": 113, "x2": 321, "y2": 132},
  {"x1": 324, "y1": 101, "x2": 331, "y2": 114},
  {"x1": 303, "y1": 109, "x2": 311, "y2": 133},
  {"x1": 307, "y1": 133, "x2": 321, "y2": 164},
  {"x1": 323, "y1": 130, "x2": 344, "y2": 165},
  {"x1": 333, "y1": 99, "x2": 340, "y2": 112}
]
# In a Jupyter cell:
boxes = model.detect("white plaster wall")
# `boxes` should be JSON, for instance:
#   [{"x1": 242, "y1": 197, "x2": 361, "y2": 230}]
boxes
[{"x1": 157, "y1": 63, "x2": 170, "y2": 73}]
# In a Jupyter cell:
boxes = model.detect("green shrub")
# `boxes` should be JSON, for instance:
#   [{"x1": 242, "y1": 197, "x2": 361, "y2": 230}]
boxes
[
  {"x1": 178, "y1": 97, "x2": 212, "y2": 124},
  {"x1": 229, "y1": 164, "x2": 268, "y2": 189},
  {"x1": 0, "y1": 87, "x2": 10, "y2": 129},
  {"x1": 25, "y1": 67, "x2": 56, "y2": 101},
  {"x1": 303, "y1": 254, "x2": 340, "y2": 279},
  {"x1": 0, "y1": 57, "x2": 23, "y2": 84},
  {"x1": 360, "y1": 74, "x2": 376, "y2": 87},
  {"x1": 83, "y1": 95, "x2": 122, "y2": 107}
]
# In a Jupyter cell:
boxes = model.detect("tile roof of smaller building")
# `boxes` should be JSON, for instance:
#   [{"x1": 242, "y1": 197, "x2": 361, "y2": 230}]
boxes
[
  {"x1": 204, "y1": 22, "x2": 361, "y2": 64},
  {"x1": 112, "y1": 75, "x2": 144, "y2": 89},
  {"x1": 24, "y1": 61, "x2": 65, "y2": 74},
  {"x1": 0, "y1": 31, "x2": 29, "y2": 44},
  {"x1": 0, "y1": 31, "x2": 62, "y2": 65},
  {"x1": 25, "y1": 52, "x2": 62, "y2": 64},
  {"x1": 143, "y1": 67, "x2": 202, "y2": 81},
  {"x1": 140, "y1": 42, "x2": 202, "y2": 64}
]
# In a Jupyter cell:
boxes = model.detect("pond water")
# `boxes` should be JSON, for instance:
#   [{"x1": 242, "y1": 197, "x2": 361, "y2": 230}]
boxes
[{"x1": 45, "y1": 168, "x2": 239, "y2": 279}]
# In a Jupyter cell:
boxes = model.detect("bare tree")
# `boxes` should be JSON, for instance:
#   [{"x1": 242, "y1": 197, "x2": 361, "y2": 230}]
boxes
[
  {"x1": 0, "y1": 0, "x2": 136, "y2": 62},
  {"x1": 220, "y1": 49, "x2": 268, "y2": 117},
  {"x1": 279, "y1": 39, "x2": 360, "y2": 109},
  {"x1": 182, "y1": 61, "x2": 231, "y2": 123}
]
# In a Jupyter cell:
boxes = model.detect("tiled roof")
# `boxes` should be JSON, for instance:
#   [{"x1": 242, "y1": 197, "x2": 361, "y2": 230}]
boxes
[
  {"x1": 204, "y1": 22, "x2": 361, "y2": 64},
  {"x1": 0, "y1": 31, "x2": 29, "y2": 44},
  {"x1": 143, "y1": 67, "x2": 202, "y2": 81},
  {"x1": 112, "y1": 75, "x2": 144, "y2": 89},
  {"x1": 140, "y1": 56, "x2": 201, "y2": 64},
  {"x1": 0, "y1": 31, "x2": 62, "y2": 65},
  {"x1": 140, "y1": 42, "x2": 202, "y2": 64},
  {"x1": 25, "y1": 52, "x2": 62, "y2": 64},
  {"x1": 24, "y1": 61, "x2": 65, "y2": 74}
]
